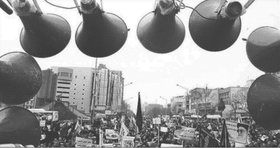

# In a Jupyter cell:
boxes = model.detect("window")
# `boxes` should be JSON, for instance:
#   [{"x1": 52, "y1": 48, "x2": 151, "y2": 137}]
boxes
[
  {"x1": 57, "y1": 91, "x2": 70, "y2": 94},
  {"x1": 60, "y1": 96, "x2": 69, "y2": 99},
  {"x1": 58, "y1": 82, "x2": 71, "y2": 84},
  {"x1": 83, "y1": 84, "x2": 85, "y2": 86},
  {"x1": 60, "y1": 72, "x2": 69, "y2": 77},
  {"x1": 75, "y1": 75, "x2": 77, "y2": 78},
  {"x1": 84, "y1": 76, "x2": 86, "y2": 79},
  {"x1": 57, "y1": 86, "x2": 70, "y2": 89}
]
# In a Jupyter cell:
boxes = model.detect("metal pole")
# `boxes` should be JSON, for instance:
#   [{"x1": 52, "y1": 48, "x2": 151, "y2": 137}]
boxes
[
  {"x1": 158, "y1": 124, "x2": 160, "y2": 147},
  {"x1": 91, "y1": 58, "x2": 98, "y2": 124}
]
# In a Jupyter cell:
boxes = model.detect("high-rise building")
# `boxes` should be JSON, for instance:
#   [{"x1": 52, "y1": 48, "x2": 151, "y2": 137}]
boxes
[
  {"x1": 52, "y1": 67, "x2": 93, "y2": 114},
  {"x1": 51, "y1": 65, "x2": 124, "y2": 114},
  {"x1": 94, "y1": 66, "x2": 124, "y2": 113}
]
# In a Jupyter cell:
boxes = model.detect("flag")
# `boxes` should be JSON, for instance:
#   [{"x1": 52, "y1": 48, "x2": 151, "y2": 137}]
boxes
[
  {"x1": 120, "y1": 120, "x2": 129, "y2": 137},
  {"x1": 74, "y1": 120, "x2": 82, "y2": 134},
  {"x1": 220, "y1": 120, "x2": 230, "y2": 147},
  {"x1": 136, "y1": 92, "x2": 143, "y2": 132}
]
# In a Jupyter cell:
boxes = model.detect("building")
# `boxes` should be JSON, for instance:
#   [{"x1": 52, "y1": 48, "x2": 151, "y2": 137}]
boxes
[
  {"x1": 218, "y1": 86, "x2": 248, "y2": 118},
  {"x1": 170, "y1": 95, "x2": 186, "y2": 114},
  {"x1": 188, "y1": 87, "x2": 219, "y2": 115},
  {"x1": 24, "y1": 69, "x2": 57, "y2": 109},
  {"x1": 51, "y1": 65, "x2": 124, "y2": 115},
  {"x1": 93, "y1": 66, "x2": 124, "y2": 113}
]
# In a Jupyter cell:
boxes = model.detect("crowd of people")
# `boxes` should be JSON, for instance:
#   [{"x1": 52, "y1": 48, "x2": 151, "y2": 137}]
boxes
[{"x1": 36, "y1": 113, "x2": 280, "y2": 147}]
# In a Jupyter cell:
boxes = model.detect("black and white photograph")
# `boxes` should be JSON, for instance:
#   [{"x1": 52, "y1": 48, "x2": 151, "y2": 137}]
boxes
[{"x1": 1, "y1": 0, "x2": 280, "y2": 147}]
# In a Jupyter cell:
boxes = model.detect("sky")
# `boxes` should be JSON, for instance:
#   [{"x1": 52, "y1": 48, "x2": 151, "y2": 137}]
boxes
[{"x1": 1, "y1": 0, "x2": 280, "y2": 112}]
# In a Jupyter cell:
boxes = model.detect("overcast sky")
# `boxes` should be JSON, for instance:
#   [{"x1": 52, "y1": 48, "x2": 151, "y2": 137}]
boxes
[{"x1": 1, "y1": 0, "x2": 280, "y2": 112}]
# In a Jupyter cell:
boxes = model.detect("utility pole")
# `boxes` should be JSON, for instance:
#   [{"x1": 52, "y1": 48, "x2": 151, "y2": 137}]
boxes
[{"x1": 90, "y1": 58, "x2": 98, "y2": 124}]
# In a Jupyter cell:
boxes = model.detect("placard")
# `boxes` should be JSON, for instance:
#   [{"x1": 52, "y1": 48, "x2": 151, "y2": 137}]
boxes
[
  {"x1": 40, "y1": 120, "x2": 46, "y2": 127},
  {"x1": 226, "y1": 121, "x2": 249, "y2": 144},
  {"x1": 75, "y1": 137, "x2": 93, "y2": 147},
  {"x1": 160, "y1": 127, "x2": 168, "y2": 132},
  {"x1": 105, "y1": 129, "x2": 119, "y2": 140},
  {"x1": 174, "y1": 127, "x2": 196, "y2": 140},
  {"x1": 121, "y1": 136, "x2": 135, "y2": 148},
  {"x1": 153, "y1": 117, "x2": 161, "y2": 125}
]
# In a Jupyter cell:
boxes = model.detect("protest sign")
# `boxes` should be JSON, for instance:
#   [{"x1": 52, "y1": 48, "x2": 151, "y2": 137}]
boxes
[
  {"x1": 161, "y1": 143, "x2": 183, "y2": 147},
  {"x1": 174, "y1": 127, "x2": 196, "y2": 140},
  {"x1": 166, "y1": 122, "x2": 175, "y2": 128},
  {"x1": 121, "y1": 136, "x2": 135, "y2": 148},
  {"x1": 226, "y1": 121, "x2": 249, "y2": 144},
  {"x1": 105, "y1": 129, "x2": 119, "y2": 140},
  {"x1": 40, "y1": 120, "x2": 46, "y2": 127},
  {"x1": 153, "y1": 118, "x2": 161, "y2": 125},
  {"x1": 75, "y1": 137, "x2": 93, "y2": 147},
  {"x1": 105, "y1": 110, "x2": 112, "y2": 115},
  {"x1": 160, "y1": 127, "x2": 168, "y2": 132}
]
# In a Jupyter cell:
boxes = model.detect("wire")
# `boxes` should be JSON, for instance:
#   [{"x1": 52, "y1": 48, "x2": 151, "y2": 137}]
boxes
[
  {"x1": 172, "y1": 0, "x2": 218, "y2": 21},
  {"x1": 44, "y1": 0, "x2": 80, "y2": 9}
]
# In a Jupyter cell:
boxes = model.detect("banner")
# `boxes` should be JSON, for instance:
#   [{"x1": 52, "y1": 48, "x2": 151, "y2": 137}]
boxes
[
  {"x1": 226, "y1": 121, "x2": 249, "y2": 144},
  {"x1": 174, "y1": 127, "x2": 196, "y2": 140},
  {"x1": 153, "y1": 118, "x2": 161, "y2": 125},
  {"x1": 121, "y1": 136, "x2": 135, "y2": 148},
  {"x1": 105, "y1": 110, "x2": 112, "y2": 115},
  {"x1": 161, "y1": 143, "x2": 183, "y2": 147},
  {"x1": 105, "y1": 129, "x2": 119, "y2": 140},
  {"x1": 75, "y1": 137, "x2": 93, "y2": 147}
]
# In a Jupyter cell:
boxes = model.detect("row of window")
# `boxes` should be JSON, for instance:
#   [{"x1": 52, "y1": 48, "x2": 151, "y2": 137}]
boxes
[
  {"x1": 57, "y1": 91, "x2": 70, "y2": 94},
  {"x1": 57, "y1": 86, "x2": 70, "y2": 89},
  {"x1": 58, "y1": 81, "x2": 71, "y2": 85}
]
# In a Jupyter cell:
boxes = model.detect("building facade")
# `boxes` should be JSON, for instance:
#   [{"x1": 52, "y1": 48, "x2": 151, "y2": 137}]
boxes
[
  {"x1": 218, "y1": 86, "x2": 248, "y2": 118},
  {"x1": 189, "y1": 87, "x2": 219, "y2": 115},
  {"x1": 170, "y1": 95, "x2": 186, "y2": 114},
  {"x1": 93, "y1": 67, "x2": 124, "y2": 113},
  {"x1": 51, "y1": 65, "x2": 124, "y2": 114}
]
